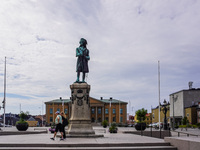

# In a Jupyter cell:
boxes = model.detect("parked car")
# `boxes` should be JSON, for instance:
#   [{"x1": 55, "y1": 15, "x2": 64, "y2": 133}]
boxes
[
  {"x1": 148, "y1": 123, "x2": 157, "y2": 128},
  {"x1": 155, "y1": 122, "x2": 163, "y2": 129}
]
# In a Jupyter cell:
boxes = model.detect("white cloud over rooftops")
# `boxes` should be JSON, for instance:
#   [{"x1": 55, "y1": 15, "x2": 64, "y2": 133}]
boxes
[{"x1": 0, "y1": 0, "x2": 200, "y2": 115}]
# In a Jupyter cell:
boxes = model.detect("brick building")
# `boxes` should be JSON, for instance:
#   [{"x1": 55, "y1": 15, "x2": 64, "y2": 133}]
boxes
[{"x1": 45, "y1": 97, "x2": 127, "y2": 125}]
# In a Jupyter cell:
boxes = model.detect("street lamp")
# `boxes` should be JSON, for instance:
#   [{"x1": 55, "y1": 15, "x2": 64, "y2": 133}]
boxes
[
  {"x1": 38, "y1": 107, "x2": 41, "y2": 127},
  {"x1": 41, "y1": 101, "x2": 43, "y2": 127},
  {"x1": 162, "y1": 99, "x2": 169, "y2": 130},
  {"x1": 60, "y1": 97, "x2": 64, "y2": 112},
  {"x1": 109, "y1": 98, "x2": 112, "y2": 126}
]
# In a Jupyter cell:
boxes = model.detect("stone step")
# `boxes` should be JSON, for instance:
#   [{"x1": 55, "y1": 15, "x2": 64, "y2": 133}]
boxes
[
  {"x1": 0, "y1": 143, "x2": 177, "y2": 150},
  {"x1": 0, "y1": 146, "x2": 177, "y2": 150},
  {"x1": 0, "y1": 143, "x2": 171, "y2": 147}
]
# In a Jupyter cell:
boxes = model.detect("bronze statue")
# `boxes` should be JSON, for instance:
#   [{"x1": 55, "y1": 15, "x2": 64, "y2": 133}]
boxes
[{"x1": 75, "y1": 38, "x2": 90, "y2": 83}]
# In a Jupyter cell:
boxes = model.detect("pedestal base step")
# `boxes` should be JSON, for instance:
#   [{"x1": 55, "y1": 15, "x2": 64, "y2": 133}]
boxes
[{"x1": 66, "y1": 134, "x2": 104, "y2": 138}]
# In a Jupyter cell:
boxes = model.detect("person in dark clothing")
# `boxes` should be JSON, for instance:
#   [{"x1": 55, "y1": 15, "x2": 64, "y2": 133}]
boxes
[
  {"x1": 50, "y1": 111, "x2": 64, "y2": 141},
  {"x1": 61, "y1": 111, "x2": 68, "y2": 139}
]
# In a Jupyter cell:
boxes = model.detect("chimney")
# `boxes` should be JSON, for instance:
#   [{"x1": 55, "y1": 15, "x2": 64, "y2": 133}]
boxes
[{"x1": 100, "y1": 97, "x2": 103, "y2": 100}]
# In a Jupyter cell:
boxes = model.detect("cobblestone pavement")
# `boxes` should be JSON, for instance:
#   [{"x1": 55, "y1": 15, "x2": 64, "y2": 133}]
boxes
[
  {"x1": 0, "y1": 126, "x2": 199, "y2": 144},
  {"x1": 0, "y1": 126, "x2": 164, "y2": 144}
]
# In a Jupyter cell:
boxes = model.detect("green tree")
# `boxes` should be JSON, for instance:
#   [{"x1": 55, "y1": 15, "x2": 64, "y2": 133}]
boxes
[
  {"x1": 182, "y1": 117, "x2": 189, "y2": 125},
  {"x1": 17, "y1": 111, "x2": 28, "y2": 124},
  {"x1": 136, "y1": 108, "x2": 147, "y2": 123}
]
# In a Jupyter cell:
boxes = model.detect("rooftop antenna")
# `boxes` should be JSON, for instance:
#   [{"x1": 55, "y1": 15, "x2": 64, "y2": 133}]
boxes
[{"x1": 188, "y1": 81, "x2": 193, "y2": 89}]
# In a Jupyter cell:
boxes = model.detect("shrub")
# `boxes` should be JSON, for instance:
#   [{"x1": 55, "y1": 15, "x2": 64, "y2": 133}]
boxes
[
  {"x1": 16, "y1": 111, "x2": 28, "y2": 125},
  {"x1": 192, "y1": 125, "x2": 197, "y2": 128},
  {"x1": 196, "y1": 123, "x2": 200, "y2": 127},
  {"x1": 179, "y1": 125, "x2": 187, "y2": 128},
  {"x1": 179, "y1": 124, "x2": 194, "y2": 128},
  {"x1": 109, "y1": 122, "x2": 117, "y2": 133},
  {"x1": 175, "y1": 123, "x2": 179, "y2": 129},
  {"x1": 102, "y1": 120, "x2": 108, "y2": 127},
  {"x1": 182, "y1": 117, "x2": 189, "y2": 125},
  {"x1": 16, "y1": 111, "x2": 29, "y2": 131},
  {"x1": 111, "y1": 122, "x2": 117, "y2": 128}
]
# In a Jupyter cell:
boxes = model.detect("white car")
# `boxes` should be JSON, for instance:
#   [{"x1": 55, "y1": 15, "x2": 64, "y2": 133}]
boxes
[
  {"x1": 155, "y1": 122, "x2": 163, "y2": 128},
  {"x1": 148, "y1": 123, "x2": 157, "y2": 127},
  {"x1": 0, "y1": 123, "x2": 12, "y2": 127}
]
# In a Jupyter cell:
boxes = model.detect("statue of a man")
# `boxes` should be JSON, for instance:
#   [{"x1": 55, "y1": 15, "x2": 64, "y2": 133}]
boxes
[{"x1": 75, "y1": 38, "x2": 90, "y2": 83}]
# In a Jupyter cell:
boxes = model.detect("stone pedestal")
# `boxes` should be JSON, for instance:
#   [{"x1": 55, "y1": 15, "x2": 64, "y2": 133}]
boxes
[{"x1": 67, "y1": 83, "x2": 96, "y2": 136}]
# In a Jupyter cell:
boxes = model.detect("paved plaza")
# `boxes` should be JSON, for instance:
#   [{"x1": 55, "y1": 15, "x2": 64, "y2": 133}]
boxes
[
  {"x1": 0, "y1": 126, "x2": 200, "y2": 143},
  {"x1": 0, "y1": 126, "x2": 200, "y2": 150},
  {"x1": 0, "y1": 127, "x2": 166, "y2": 144}
]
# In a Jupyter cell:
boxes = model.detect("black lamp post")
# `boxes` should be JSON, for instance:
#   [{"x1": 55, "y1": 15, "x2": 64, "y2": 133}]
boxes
[{"x1": 162, "y1": 99, "x2": 169, "y2": 130}]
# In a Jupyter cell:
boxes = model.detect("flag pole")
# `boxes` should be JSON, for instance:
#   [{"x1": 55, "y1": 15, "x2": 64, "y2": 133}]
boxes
[
  {"x1": 158, "y1": 61, "x2": 161, "y2": 129},
  {"x1": 3, "y1": 57, "x2": 6, "y2": 129}
]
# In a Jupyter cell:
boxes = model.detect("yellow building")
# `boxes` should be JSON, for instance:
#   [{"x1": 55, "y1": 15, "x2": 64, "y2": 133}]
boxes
[
  {"x1": 145, "y1": 113, "x2": 152, "y2": 125},
  {"x1": 197, "y1": 102, "x2": 200, "y2": 123},
  {"x1": 185, "y1": 106, "x2": 197, "y2": 124},
  {"x1": 45, "y1": 97, "x2": 127, "y2": 125},
  {"x1": 152, "y1": 104, "x2": 170, "y2": 124},
  {"x1": 26, "y1": 117, "x2": 38, "y2": 127}
]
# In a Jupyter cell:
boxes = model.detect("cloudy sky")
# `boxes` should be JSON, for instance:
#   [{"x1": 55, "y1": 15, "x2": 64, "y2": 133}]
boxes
[{"x1": 0, "y1": 0, "x2": 200, "y2": 115}]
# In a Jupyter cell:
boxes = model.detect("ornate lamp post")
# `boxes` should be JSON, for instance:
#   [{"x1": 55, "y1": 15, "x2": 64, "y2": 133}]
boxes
[
  {"x1": 162, "y1": 99, "x2": 169, "y2": 130},
  {"x1": 60, "y1": 97, "x2": 64, "y2": 112},
  {"x1": 109, "y1": 98, "x2": 112, "y2": 126}
]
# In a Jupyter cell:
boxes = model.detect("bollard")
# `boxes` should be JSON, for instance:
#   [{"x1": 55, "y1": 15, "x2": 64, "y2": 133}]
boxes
[{"x1": 160, "y1": 126, "x2": 161, "y2": 138}]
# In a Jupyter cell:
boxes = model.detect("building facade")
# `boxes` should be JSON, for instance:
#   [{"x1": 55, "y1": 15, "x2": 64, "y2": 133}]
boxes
[
  {"x1": 1, "y1": 113, "x2": 20, "y2": 126},
  {"x1": 45, "y1": 97, "x2": 127, "y2": 125},
  {"x1": 145, "y1": 113, "x2": 152, "y2": 125},
  {"x1": 170, "y1": 89, "x2": 200, "y2": 126},
  {"x1": 196, "y1": 102, "x2": 200, "y2": 123},
  {"x1": 26, "y1": 117, "x2": 38, "y2": 127},
  {"x1": 45, "y1": 99, "x2": 71, "y2": 125}
]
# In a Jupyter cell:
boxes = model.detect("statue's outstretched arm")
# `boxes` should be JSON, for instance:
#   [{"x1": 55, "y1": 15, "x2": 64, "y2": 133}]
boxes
[{"x1": 76, "y1": 48, "x2": 83, "y2": 57}]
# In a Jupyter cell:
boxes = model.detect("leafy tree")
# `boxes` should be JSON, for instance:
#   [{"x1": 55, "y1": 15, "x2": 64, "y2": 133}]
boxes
[
  {"x1": 182, "y1": 117, "x2": 189, "y2": 125},
  {"x1": 136, "y1": 108, "x2": 147, "y2": 123},
  {"x1": 17, "y1": 111, "x2": 28, "y2": 124}
]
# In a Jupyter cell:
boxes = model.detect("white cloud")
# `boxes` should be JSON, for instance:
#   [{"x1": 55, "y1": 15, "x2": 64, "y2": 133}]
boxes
[{"x1": 0, "y1": 0, "x2": 200, "y2": 115}]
